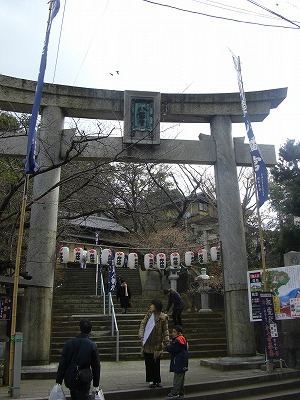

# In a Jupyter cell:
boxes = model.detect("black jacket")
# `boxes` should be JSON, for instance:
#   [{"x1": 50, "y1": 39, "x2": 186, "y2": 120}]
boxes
[
  {"x1": 166, "y1": 290, "x2": 184, "y2": 312},
  {"x1": 166, "y1": 334, "x2": 189, "y2": 373},
  {"x1": 56, "y1": 333, "x2": 100, "y2": 389}
]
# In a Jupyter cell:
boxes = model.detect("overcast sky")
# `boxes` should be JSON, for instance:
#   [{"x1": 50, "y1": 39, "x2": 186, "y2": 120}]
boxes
[{"x1": 0, "y1": 0, "x2": 299, "y2": 154}]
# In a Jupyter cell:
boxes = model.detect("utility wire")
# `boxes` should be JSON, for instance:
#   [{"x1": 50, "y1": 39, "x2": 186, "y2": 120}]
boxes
[
  {"x1": 73, "y1": 0, "x2": 111, "y2": 85},
  {"x1": 52, "y1": 0, "x2": 67, "y2": 83},
  {"x1": 191, "y1": 0, "x2": 280, "y2": 20},
  {"x1": 245, "y1": 0, "x2": 300, "y2": 28},
  {"x1": 141, "y1": 0, "x2": 300, "y2": 29}
]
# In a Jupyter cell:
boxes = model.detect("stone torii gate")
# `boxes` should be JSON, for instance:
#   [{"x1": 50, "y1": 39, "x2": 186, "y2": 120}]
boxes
[{"x1": 0, "y1": 74, "x2": 287, "y2": 364}]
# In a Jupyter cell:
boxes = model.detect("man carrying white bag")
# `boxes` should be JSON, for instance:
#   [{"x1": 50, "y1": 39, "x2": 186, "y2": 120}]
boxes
[{"x1": 54, "y1": 320, "x2": 101, "y2": 400}]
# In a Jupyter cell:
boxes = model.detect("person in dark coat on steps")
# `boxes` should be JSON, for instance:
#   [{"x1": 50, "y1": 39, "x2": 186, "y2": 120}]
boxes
[
  {"x1": 164, "y1": 288, "x2": 184, "y2": 326},
  {"x1": 116, "y1": 279, "x2": 131, "y2": 313},
  {"x1": 56, "y1": 319, "x2": 100, "y2": 400}
]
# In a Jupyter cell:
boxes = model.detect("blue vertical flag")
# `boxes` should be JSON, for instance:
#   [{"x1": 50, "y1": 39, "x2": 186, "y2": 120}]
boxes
[
  {"x1": 25, "y1": 0, "x2": 60, "y2": 174},
  {"x1": 232, "y1": 54, "x2": 269, "y2": 208},
  {"x1": 108, "y1": 252, "x2": 117, "y2": 293}
]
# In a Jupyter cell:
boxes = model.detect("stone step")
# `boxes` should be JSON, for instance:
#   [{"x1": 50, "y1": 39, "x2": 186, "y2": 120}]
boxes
[
  {"x1": 50, "y1": 348, "x2": 227, "y2": 363},
  {"x1": 131, "y1": 376, "x2": 300, "y2": 400}
]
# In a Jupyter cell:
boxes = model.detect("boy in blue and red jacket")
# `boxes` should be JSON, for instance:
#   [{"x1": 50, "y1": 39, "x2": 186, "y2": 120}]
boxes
[{"x1": 165, "y1": 325, "x2": 188, "y2": 399}]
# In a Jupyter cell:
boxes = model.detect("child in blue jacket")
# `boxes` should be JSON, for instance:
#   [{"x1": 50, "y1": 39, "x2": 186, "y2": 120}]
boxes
[{"x1": 165, "y1": 325, "x2": 188, "y2": 399}]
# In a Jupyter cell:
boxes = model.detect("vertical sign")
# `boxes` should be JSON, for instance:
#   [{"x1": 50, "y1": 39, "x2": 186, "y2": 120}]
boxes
[
  {"x1": 259, "y1": 292, "x2": 280, "y2": 360},
  {"x1": 0, "y1": 297, "x2": 12, "y2": 320}
]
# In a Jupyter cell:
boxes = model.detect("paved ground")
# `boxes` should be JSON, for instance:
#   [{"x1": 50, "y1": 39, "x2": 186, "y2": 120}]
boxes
[{"x1": 0, "y1": 358, "x2": 289, "y2": 400}]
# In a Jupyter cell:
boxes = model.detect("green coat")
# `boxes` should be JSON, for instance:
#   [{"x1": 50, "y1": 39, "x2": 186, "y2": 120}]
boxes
[{"x1": 139, "y1": 311, "x2": 169, "y2": 359}]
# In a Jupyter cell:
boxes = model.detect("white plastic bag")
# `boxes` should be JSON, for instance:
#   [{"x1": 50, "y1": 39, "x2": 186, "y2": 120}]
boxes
[
  {"x1": 49, "y1": 384, "x2": 66, "y2": 400},
  {"x1": 91, "y1": 389, "x2": 105, "y2": 400}
]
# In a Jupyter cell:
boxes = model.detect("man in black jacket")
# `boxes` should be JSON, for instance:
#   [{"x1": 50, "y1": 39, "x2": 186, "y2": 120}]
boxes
[
  {"x1": 56, "y1": 319, "x2": 100, "y2": 400},
  {"x1": 164, "y1": 288, "x2": 184, "y2": 326}
]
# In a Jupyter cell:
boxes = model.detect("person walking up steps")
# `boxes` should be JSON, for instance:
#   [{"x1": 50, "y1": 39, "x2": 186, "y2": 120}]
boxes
[{"x1": 56, "y1": 319, "x2": 100, "y2": 400}]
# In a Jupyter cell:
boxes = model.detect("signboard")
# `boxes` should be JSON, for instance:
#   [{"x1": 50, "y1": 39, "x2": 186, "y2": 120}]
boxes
[
  {"x1": 0, "y1": 297, "x2": 12, "y2": 320},
  {"x1": 247, "y1": 265, "x2": 300, "y2": 321},
  {"x1": 259, "y1": 292, "x2": 280, "y2": 360}
]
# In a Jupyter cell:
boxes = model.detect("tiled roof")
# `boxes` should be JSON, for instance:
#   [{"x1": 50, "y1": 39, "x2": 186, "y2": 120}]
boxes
[{"x1": 69, "y1": 216, "x2": 129, "y2": 233}]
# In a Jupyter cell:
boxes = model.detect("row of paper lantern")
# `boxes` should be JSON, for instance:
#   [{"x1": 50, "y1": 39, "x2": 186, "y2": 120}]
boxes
[{"x1": 59, "y1": 246, "x2": 221, "y2": 268}]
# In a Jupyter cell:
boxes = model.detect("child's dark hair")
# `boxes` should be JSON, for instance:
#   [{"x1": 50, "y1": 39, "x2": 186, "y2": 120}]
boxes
[{"x1": 173, "y1": 325, "x2": 183, "y2": 334}]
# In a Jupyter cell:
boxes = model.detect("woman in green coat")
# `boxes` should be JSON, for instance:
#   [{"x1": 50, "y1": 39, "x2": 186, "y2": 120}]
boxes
[{"x1": 138, "y1": 299, "x2": 170, "y2": 388}]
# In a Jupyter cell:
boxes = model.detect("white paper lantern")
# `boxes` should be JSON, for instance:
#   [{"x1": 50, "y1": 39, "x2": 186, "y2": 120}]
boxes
[
  {"x1": 73, "y1": 247, "x2": 84, "y2": 263},
  {"x1": 144, "y1": 253, "x2": 154, "y2": 270},
  {"x1": 156, "y1": 253, "x2": 166, "y2": 269},
  {"x1": 184, "y1": 251, "x2": 194, "y2": 267},
  {"x1": 128, "y1": 252, "x2": 138, "y2": 269},
  {"x1": 87, "y1": 249, "x2": 97, "y2": 264},
  {"x1": 59, "y1": 246, "x2": 69, "y2": 263},
  {"x1": 170, "y1": 252, "x2": 180, "y2": 268},
  {"x1": 210, "y1": 246, "x2": 221, "y2": 262},
  {"x1": 115, "y1": 251, "x2": 125, "y2": 268},
  {"x1": 101, "y1": 248, "x2": 112, "y2": 265},
  {"x1": 197, "y1": 249, "x2": 208, "y2": 264}
]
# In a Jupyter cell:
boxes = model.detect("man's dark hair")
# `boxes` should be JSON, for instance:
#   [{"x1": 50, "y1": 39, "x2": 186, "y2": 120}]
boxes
[
  {"x1": 163, "y1": 289, "x2": 170, "y2": 295},
  {"x1": 79, "y1": 319, "x2": 92, "y2": 334}
]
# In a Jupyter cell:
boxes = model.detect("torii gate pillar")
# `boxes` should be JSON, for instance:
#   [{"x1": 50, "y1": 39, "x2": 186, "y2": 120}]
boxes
[
  {"x1": 22, "y1": 106, "x2": 63, "y2": 364},
  {"x1": 211, "y1": 115, "x2": 255, "y2": 355}
]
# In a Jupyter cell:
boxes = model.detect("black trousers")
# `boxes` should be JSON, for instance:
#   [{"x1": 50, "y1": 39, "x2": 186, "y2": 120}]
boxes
[
  {"x1": 144, "y1": 352, "x2": 161, "y2": 384},
  {"x1": 70, "y1": 388, "x2": 90, "y2": 400},
  {"x1": 172, "y1": 307, "x2": 183, "y2": 326}
]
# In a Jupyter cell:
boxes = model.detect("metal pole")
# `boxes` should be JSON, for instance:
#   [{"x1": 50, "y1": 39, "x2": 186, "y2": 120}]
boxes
[
  {"x1": 8, "y1": 176, "x2": 29, "y2": 395},
  {"x1": 95, "y1": 233, "x2": 99, "y2": 296},
  {"x1": 12, "y1": 332, "x2": 23, "y2": 398}
]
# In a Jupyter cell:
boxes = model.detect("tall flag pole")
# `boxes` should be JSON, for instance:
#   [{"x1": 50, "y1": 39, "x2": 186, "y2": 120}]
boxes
[
  {"x1": 8, "y1": 1, "x2": 60, "y2": 394},
  {"x1": 231, "y1": 52, "x2": 269, "y2": 292},
  {"x1": 25, "y1": 0, "x2": 60, "y2": 174}
]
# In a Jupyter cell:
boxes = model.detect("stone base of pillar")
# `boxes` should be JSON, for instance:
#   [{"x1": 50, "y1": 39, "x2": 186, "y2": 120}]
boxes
[
  {"x1": 198, "y1": 308, "x2": 213, "y2": 313},
  {"x1": 21, "y1": 287, "x2": 53, "y2": 365}
]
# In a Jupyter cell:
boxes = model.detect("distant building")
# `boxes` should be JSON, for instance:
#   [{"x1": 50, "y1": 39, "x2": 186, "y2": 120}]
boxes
[
  {"x1": 165, "y1": 193, "x2": 219, "y2": 246},
  {"x1": 61, "y1": 214, "x2": 130, "y2": 247}
]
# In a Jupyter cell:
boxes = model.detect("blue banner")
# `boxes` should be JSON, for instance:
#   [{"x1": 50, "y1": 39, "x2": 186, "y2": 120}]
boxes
[
  {"x1": 108, "y1": 253, "x2": 117, "y2": 293},
  {"x1": 25, "y1": 0, "x2": 60, "y2": 174},
  {"x1": 232, "y1": 54, "x2": 269, "y2": 208}
]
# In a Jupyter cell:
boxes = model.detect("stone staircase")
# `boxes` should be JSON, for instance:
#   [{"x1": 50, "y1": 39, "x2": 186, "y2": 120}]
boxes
[{"x1": 51, "y1": 266, "x2": 227, "y2": 362}]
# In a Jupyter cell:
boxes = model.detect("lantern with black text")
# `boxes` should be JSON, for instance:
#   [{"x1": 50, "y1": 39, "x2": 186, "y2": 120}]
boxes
[
  {"x1": 59, "y1": 246, "x2": 69, "y2": 263},
  {"x1": 87, "y1": 249, "x2": 97, "y2": 264},
  {"x1": 170, "y1": 252, "x2": 180, "y2": 268},
  {"x1": 73, "y1": 247, "x2": 84, "y2": 263},
  {"x1": 210, "y1": 246, "x2": 221, "y2": 262},
  {"x1": 128, "y1": 253, "x2": 138, "y2": 269},
  {"x1": 197, "y1": 249, "x2": 208, "y2": 264},
  {"x1": 115, "y1": 251, "x2": 125, "y2": 268},
  {"x1": 156, "y1": 253, "x2": 166, "y2": 270},
  {"x1": 101, "y1": 248, "x2": 112, "y2": 265},
  {"x1": 184, "y1": 251, "x2": 194, "y2": 267},
  {"x1": 144, "y1": 253, "x2": 154, "y2": 270}
]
